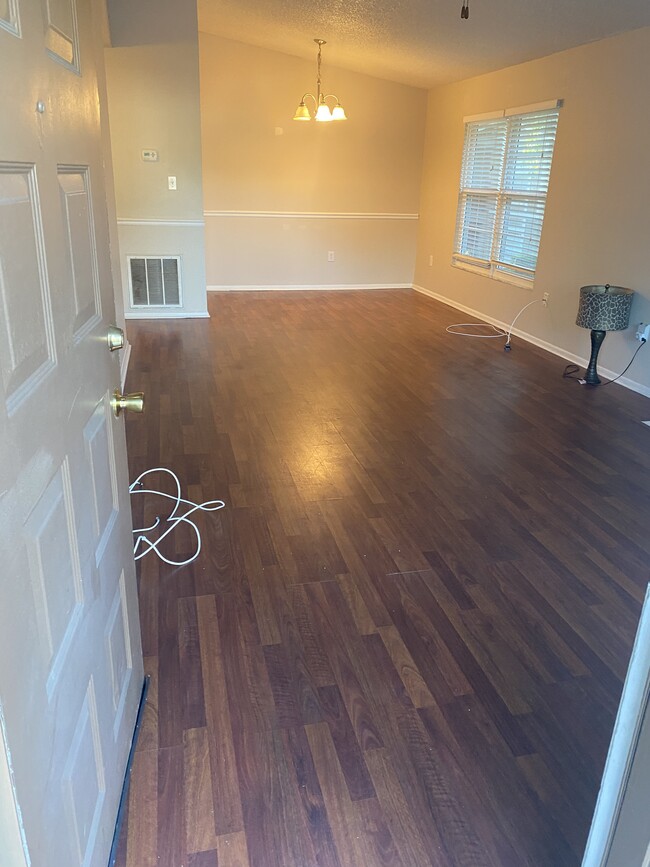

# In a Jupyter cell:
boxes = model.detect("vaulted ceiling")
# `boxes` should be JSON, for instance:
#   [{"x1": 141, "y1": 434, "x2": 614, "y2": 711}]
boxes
[{"x1": 198, "y1": 0, "x2": 650, "y2": 88}]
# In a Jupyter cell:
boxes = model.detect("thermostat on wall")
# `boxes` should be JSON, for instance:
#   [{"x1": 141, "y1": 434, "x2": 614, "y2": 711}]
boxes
[{"x1": 141, "y1": 149, "x2": 159, "y2": 162}]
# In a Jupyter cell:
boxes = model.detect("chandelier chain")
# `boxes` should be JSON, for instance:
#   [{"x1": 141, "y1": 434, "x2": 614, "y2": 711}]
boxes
[{"x1": 317, "y1": 42, "x2": 322, "y2": 102}]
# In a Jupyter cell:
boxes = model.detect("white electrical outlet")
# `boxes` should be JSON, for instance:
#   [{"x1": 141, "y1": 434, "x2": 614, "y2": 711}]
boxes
[
  {"x1": 542, "y1": 292, "x2": 550, "y2": 306},
  {"x1": 168, "y1": 176, "x2": 177, "y2": 190},
  {"x1": 327, "y1": 251, "x2": 335, "y2": 262},
  {"x1": 429, "y1": 255, "x2": 433, "y2": 267},
  {"x1": 635, "y1": 323, "x2": 650, "y2": 342}
]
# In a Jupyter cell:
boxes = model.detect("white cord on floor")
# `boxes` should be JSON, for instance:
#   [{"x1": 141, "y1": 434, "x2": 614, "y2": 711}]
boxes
[
  {"x1": 446, "y1": 323, "x2": 507, "y2": 338},
  {"x1": 129, "y1": 467, "x2": 226, "y2": 566},
  {"x1": 446, "y1": 298, "x2": 545, "y2": 348}
]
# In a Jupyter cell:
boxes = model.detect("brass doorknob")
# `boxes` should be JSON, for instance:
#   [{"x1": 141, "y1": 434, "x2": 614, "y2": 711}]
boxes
[
  {"x1": 107, "y1": 325, "x2": 125, "y2": 352},
  {"x1": 111, "y1": 389, "x2": 145, "y2": 417}
]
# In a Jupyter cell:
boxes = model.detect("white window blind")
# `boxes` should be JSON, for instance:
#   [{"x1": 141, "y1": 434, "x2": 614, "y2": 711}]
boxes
[{"x1": 454, "y1": 106, "x2": 559, "y2": 284}]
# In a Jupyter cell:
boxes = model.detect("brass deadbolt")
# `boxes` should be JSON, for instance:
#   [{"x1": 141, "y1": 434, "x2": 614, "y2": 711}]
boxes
[
  {"x1": 107, "y1": 325, "x2": 125, "y2": 352},
  {"x1": 111, "y1": 390, "x2": 145, "y2": 417}
]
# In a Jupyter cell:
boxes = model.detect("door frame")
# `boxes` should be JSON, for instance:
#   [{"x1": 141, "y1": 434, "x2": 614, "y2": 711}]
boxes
[
  {"x1": 582, "y1": 584, "x2": 650, "y2": 866},
  {"x1": 0, "y1": 711, "x2": 28, "y2": 867}
]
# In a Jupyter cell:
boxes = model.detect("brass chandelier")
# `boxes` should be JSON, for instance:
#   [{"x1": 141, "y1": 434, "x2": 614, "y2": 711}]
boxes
[{"x1": 293, "y1": 39, "x2": 347, "y2": 123}]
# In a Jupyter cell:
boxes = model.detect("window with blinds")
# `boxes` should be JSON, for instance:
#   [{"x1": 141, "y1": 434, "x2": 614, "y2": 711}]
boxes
[{"x1": 453, "y1": 105, "x2": 560, "y2": 285}]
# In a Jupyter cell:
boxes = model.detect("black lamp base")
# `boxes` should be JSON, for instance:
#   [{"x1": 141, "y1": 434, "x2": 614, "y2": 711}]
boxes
[{"x1": 585, "y1": 329, "x2": 606, "y2": 385}]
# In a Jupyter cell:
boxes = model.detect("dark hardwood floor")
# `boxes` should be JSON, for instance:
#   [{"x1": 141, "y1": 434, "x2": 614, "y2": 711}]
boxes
[{"x1": 114, "y1": 289, "x2": 650, "y2": 867}]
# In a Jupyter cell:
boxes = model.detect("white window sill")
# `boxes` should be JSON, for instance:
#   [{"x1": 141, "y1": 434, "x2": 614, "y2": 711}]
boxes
[{"x1": 452, "y1": 257, "x2": 534, "y2": 291}]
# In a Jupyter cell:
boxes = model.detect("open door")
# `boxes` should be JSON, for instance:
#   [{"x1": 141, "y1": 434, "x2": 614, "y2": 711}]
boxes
[{"x1": 0, "y1": 1, "x2": 144, "y2": 865}]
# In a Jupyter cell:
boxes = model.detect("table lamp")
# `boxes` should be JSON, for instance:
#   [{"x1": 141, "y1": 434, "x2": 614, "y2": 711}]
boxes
[{"x1": 576, "y1": 284, "x2": 634, "y2": 385}]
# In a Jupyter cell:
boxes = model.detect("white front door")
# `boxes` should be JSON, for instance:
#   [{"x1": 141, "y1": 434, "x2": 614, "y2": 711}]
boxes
[{"x1": 0, "y1": 2, "x2": 144, "y2": 866}]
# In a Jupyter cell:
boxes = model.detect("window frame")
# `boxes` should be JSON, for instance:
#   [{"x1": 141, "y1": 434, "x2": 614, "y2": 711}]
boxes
[{"x1": 452, "y1": 100, "x2": 561, "y2": 290}]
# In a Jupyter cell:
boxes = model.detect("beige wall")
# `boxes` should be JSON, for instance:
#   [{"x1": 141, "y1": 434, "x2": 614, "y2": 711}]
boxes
[
  {"x1": 105, "y1": 38, "x2": 208, "y2": 318},
  {"x1": 106, "y1": 43, "x2": 203, "y2": 223},
  {"x1": 415, "y1": 27, "x2": 650, "y2": 396},
  {"x1": 107, "y1": 0, "x2": 197, "y2": 46},
  {"x1": 200, "y1": 35, "x2": 427, "y2": 289}
]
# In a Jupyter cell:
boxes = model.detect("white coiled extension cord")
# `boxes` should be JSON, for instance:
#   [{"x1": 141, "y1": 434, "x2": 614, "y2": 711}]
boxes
[
  {"x1": 446, "y1": 298, "x2": 545, "y2": 350},
  {"x1": 129, "y1": 467, "x2": 226, "y2": 566}
]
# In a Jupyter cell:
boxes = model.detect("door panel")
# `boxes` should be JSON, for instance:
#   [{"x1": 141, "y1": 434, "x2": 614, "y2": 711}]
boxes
[
  {"x1": 44, "y1": 0, "x2": 79, "y2": 68},
  {"x1": 0, "y1": 0, "x2": 19, "y2": 35},
  {"x1": 0, "y1": 1, "x2": 144, "y2": 865},
  {"x1": 58, "y1": 167, "x2": 102, "y2": 338},
  {"x1": 25, "y1": 459, "x2": 84, "y2": 698},
  {"x1": 0, "y1": 164, "x2": 56, "y2": 410}
]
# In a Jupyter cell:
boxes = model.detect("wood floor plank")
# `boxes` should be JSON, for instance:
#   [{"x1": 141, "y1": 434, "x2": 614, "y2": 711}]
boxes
[
  {"x1": 234, "y1": 725, "x2": 319, "y2": 867},
  {"x1": 306, "y1": 582, "x2": 384, "y2": 753},
  {"x1": 117, "y1": 290, "x2": 650, "y2": 867},
  {"x1": 336, "y1": 574, "x2": 377, "y2": 636},
  {"x1": 263, "y1": 642, "x2": 309, "y2": 729},
  {"x1": 281, "y1": 725, "x2": 343, "y2": 867},
  {"x1": 124, "y1": 747, "x2": 158, "y2": 867},
  {"x1": 183, "y1": 727, "x2": 219, "y2": 854},
  {"x1": 305, "y1": 721, "x2": 387, "y2": 867},
  {"x1": 377, "y1": 625, "x2": 435, "y2": 709},
  {"x1": 216, "y1": 832, "x2": 251, "y2": 867},
  {"x1": 318, "y1": 684, "x2": 376, "y2": 801},
  {"x1": 178, "y1": 596, "x2": 206, "y2": 730},
  {"x1": 196, "y1": 594, "x2": 244, "y2": 835},
  {"x1": 217, "y1": 591, "x2": 278, "y2": 733},
  {"x1": 287, "y1": 585, "x2": 337, "y2": 689},
  {"x1": 187, "y1": 851, "x2": 218, "y2": 867},
  {"x1": 364, "y1": 748, "x2": 436, "y2": 867},
  {"x1": 157, "y1": 746, "x2": 185, "y2": 867}
]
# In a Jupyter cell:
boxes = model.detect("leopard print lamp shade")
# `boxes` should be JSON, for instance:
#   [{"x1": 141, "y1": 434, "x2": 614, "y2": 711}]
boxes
[{"x1": 576, "y1": 284, "x2": 634, "y2": 332}]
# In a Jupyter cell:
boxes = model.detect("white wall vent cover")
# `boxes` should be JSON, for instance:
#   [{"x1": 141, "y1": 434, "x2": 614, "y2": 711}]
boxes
[{"x1": 128, "y1": 256, "x2": 182, "y2": 307}]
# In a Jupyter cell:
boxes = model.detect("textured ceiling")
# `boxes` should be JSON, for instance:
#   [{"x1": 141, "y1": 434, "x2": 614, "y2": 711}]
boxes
[{"x1": 198, "y1": 0, "x2": 650, "y2": 88}]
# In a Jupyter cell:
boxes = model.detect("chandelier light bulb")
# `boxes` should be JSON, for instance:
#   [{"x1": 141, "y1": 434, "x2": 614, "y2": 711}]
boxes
[
  {"x1": 315, "y1": 103, "x2": 333, "y2": 121},
  {"x1": 293, "y1": 102, "x2": 311, "y2": 121}
]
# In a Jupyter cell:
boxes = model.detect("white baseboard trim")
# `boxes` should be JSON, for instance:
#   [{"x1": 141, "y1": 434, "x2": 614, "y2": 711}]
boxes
[
  {"x1": 413, "y1": 284, "x2": 650, "y2": 399},
  {"x1": 124, "y1": 310, "x2": 210, "y2": 320},
  {"x1": 119, "y1": 341, "x2": 131, "y2": 389},
  {"x1": 207, "y1": 283, "x2": 412, "y2": 292}
]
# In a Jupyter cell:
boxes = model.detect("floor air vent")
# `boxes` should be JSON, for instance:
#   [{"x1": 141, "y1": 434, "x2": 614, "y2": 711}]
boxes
[{"x1": 129, "y1": 256, "x2": 182, "y2": 307}]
